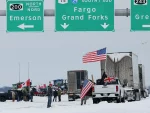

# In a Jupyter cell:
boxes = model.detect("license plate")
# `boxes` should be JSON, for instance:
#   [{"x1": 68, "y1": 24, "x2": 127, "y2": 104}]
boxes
[{"x1": 102, "y1": 86, "x2": 107, "y2": 88}]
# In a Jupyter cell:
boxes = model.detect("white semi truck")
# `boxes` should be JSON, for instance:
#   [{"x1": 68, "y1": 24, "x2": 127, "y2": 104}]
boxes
[
  {"x1": 67, "y1": 70, "x2": 88, "y2": 101},
  {"x1": 93, "y1": 52, "x2": 147, "y2": 103}
]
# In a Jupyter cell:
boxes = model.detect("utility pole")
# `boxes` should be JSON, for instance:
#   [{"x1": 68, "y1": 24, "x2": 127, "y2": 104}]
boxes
[
  {"x1": 19, "y1": 62, "x2": 20, "y2": 83},
  {"x1": 28, "y1": 62, "x2": 30, "y2": 79}
]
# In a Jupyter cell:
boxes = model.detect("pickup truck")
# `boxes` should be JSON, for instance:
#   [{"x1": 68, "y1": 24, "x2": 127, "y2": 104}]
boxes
[
  {"x1": 0, "y1": 89, "x2": 27, "y2": 102},
  {"x1": 0, "y1": 92, "x2": 8, "y2": 102},
  {"x1": 92, "y1": 77, "x2": 125, "y2": 104}
]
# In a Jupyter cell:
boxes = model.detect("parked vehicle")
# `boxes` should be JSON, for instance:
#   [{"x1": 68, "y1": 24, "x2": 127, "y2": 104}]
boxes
[
  {"x1": 0, "y1": 89, "x2": 23, "y2": 102},
  {"x1": 0, "y1": 88, "x2": 31, "y2": 102},
  {"x1": 67, "y1": 70, "x2": 88, "y2": 101},
  {"x1": 100, "y1": 52, "x2": 146, "y2": 102},
  {"x1": 0, "y1": 92, "x2": 8, "y2": 102},
  {"x1": 138, "y1": 64, "x2": 148, "y2": 98},
  {"x1": 92, "y1": 77, "x2": 125, "y2": 104}
]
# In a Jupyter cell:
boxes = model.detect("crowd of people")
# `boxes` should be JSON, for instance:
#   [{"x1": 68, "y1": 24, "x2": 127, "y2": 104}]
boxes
[
  {"x1": 11, "y1": 87, "x2": 34, "y2": 102},
  {"x1": 10, "y1": 80, "x2": 95, "y2": 108},
  {"x1": 10, "y1": 84, "x2": 62, "y2": 108}
]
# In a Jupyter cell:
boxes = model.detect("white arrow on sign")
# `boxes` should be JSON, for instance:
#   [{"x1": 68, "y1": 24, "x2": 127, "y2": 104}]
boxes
[
  {"x1": 101, "y1": 23, "x2": 109, "y2": 29},
  {"x1": 60, "y1": 23, "x2": 69, "y2": 29},
  {"x1": 17, "y1": 23, "x2": 34, "y2": 30},
  {"x1": 142, "y1": 25, "x2": 150, "y2": 28}
]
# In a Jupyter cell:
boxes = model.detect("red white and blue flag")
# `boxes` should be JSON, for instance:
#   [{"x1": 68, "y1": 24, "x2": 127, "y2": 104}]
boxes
[
  {"x1": 19, "y1": 79, "x2": 30, "y2": 88},
  {"x1": 104, "y1": 77, "x2": 115, "y2": 83},
  {"x1": 80, "y1": 79, "x2": 93, "y2": 99},
  {"x1": 82, "y1": 48, "x2": 107, "y2": 63},
  {"x1": 39, "y1": 84, "x2": 46, "y2": 89}
]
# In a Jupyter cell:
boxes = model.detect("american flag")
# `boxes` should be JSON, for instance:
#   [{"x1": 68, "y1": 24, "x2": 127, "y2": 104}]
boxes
[
  {"x1": 82, "y1": 48, "x2": 107, "y2": 63},
  {"x1": 80, "y1": 79, "x2": 93, "y2": 99}
]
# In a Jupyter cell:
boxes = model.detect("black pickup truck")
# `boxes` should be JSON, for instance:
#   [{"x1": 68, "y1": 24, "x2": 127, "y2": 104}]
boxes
[
  {"x1": 0, "y1": 92, "x2": 8, "y2": 102},
  {"x1": 0, "y1": 89, "x2": 25, "y2": 102}
]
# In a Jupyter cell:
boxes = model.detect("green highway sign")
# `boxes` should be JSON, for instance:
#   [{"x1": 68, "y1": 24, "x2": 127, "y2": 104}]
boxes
[
  {"x1": 131, "y1": 0, "x2": 150, "y2": 31},
  {"x1": 6, "y1": 0, "x2": 44, "y2": 32},
  {"x1": 55, "y1": 0, "x2": 114, "y2": 31}
]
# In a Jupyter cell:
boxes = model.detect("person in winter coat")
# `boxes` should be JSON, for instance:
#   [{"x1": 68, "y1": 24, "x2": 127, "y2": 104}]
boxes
[
  {"x1": 17, "y1": 90, "x2": 20, "y2": 102},
  {"x1": 80, "y1": 84, "x2": 87, "y2": 105},
  {"x1": 57, "y1": 88, "x2": 61, "y2": 102},
  {"x1": 12, "y1": 91, "x2": 16, "y2": 102},
  {"x1": 100, "y1": 72, "x2": 108, "y2": 85},
  {"x1": 80, "y1": 81, "x2": 93, "y2": 105},
  {"x1": 22, "y1": 88, "x2": 27, "y2": 101},
  {"x1": 47, "y1": 84, "x2": 53, "y2": 108},
  {"x1": 30, "y1": 89, "x2": 34, "y2": 102},
  {"x1": 53, "y1": 89, "x2": 58, "y2": 102}
]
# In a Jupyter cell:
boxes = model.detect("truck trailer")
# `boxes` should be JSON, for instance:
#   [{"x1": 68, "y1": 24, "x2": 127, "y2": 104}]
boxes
[
  {"x1": 100, "y1": 52, "x2": 146, "y2": 101},
  {"x1": 138, "y1": 64, "x2": 149, "y2": 98},
  {"x1": 67, "y1": 70, "x2": 88, "y2": 101}
]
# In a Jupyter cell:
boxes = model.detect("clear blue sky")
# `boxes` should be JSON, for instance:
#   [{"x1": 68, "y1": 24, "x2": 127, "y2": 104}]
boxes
[{"x1": 0, "y1": 0, "x2": 149, "y2": 87}]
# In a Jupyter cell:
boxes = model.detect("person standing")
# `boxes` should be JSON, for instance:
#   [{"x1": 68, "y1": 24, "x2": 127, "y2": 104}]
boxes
[
  {"x1": 47, "y1": 84, "x2": 53, "y2": 108},
  {"x1": 12, "y1": 91, "x2": 16, "y2": 102},
  {"x1": 58, "y1": 88, "x2": 61, "y2": 102},
  {"x1": 30, "y1": 88, "x2": 34, "y2": 102},
  {"x1": 22, "y1": 88, "x2": 27, "y2": 101},
  {"x1": 80, "y1": 83, "x2": 86, "y2": 105},
  {"x1": 53, "y1": 89, "x2": 58, "y2": 102},
  {"x1": 80, "y1": 80, "x2": 93, "y2": 105},
  {"x1": 16, "y1": 90, "x2": 19, "y2": 102}
]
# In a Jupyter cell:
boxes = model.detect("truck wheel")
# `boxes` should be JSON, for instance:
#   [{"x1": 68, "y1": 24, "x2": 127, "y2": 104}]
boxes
[
  {"x1": 117, "y1": 96, "x2": 121, "y2": 103},
  {"x1": 107, "y1": 100, "x2": 112, "y2": 103},
  {"x1": 121, "y1": 96, "x2": 125, "y2": 103},
  {"x1": 93, "y1": 98, "x2": 99, "y2": 104},
  {"x1": 0, "y1": 97, "x2": 6, "y2": 102},
  {"x1": 144, "y1": 92, "x2": 146, "y2": 98},
  {"x1": 73, "y1": 98, "x2": 75, "y2": 101},
  {"x1": 135, "y1": 92, "x2": 140, "y2": 101},
  {"x1": 121, "y1": 92, "x2": 125, "y2": 103}
]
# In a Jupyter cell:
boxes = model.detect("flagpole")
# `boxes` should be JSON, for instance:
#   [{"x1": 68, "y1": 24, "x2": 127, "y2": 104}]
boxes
[
  {"x1": 19, "y1": 62, "x2": 20, "y2": 83},
  {"x1": 28, "y1": 62, "x2": 30, "y2": 79},
  {"x1": 104, "y1": 48, "x2": 107, "y2": 73},
  {"x1": 100, "y1": 61, "x2": 101, "y2": 77}
]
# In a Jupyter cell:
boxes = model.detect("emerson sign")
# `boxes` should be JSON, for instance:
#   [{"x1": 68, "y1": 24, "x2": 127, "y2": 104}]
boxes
[{"x1": 6, "y1": 0, "x2": 44, "y2": 32}]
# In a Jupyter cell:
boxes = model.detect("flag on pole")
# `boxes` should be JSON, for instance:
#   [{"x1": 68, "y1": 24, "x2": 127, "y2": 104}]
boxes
[
  {"x1": 39, "y1": 84, "x2": 46, "y2": 89},
  {"x1": 80, "y1": 79, "x2": 94, "y2": 99},
  {"x1": 82, "y1": 48, "x2": 107, "y2": 63},
  {"x1": 20, "y1": 79, "x2": 30, "y2": 88},
  {"x1": 104, "y1": 77, "x2": 115, "y2": 83}
]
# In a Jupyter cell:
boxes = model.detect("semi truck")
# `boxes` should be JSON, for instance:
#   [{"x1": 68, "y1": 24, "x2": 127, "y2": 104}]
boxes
[
  {"x1": 67, "y1": 70, "x2": 88, "y2": 101},
  {"x1": 138, "y1": 64, "x2": 149, "y2": 98},
  {"x1": 97, "y1": 52, "x2": 147, "y2": 102}
]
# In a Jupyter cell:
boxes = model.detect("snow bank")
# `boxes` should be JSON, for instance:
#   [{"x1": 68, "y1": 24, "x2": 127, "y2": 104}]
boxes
[{"x1": 0, "y1": 95, "x2": 150, "y2": 113}]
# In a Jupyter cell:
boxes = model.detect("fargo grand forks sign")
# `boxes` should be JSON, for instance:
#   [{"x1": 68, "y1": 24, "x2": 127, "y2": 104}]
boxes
[{"x1": 55, "y1": 0, "x2": 114, "y2": 31}]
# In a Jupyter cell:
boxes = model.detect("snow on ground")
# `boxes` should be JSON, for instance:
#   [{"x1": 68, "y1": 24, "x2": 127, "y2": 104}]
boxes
[{"x1": 0, "y1": 95, "x2": 150, "y2": 113}]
